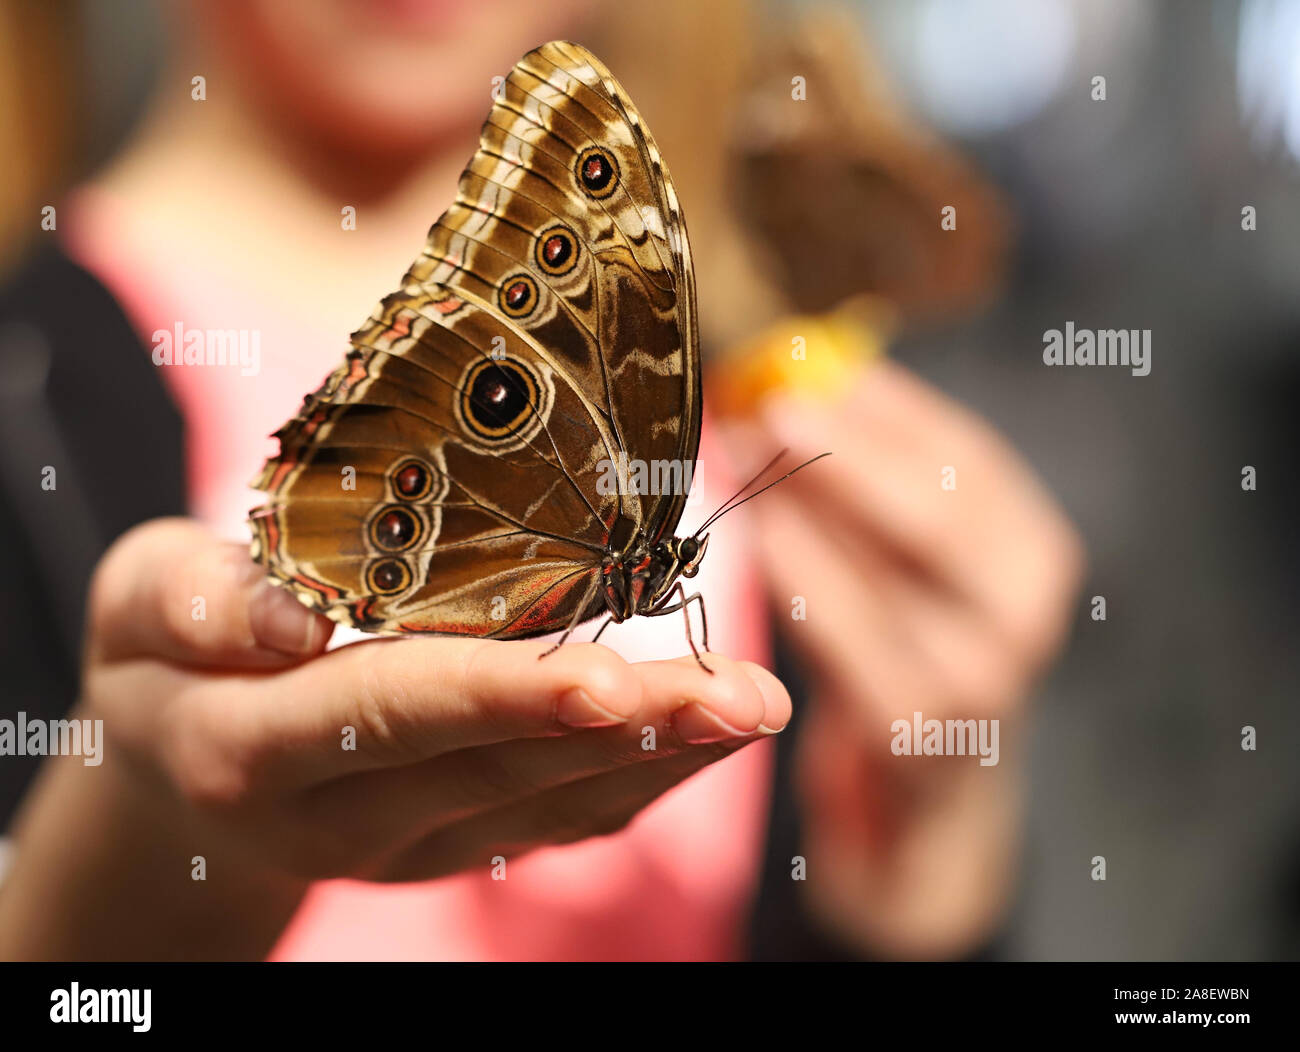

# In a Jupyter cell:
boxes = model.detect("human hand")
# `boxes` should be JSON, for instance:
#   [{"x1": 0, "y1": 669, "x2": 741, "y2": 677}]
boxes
[
  {"x1": 80, "y1": 518, "x2": 790, "y2": 884},
  {"x1": 724, "y1": 360, "x2": 1083, "y2": 956}
]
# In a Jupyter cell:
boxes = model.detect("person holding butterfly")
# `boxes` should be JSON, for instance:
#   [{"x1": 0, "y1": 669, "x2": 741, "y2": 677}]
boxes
[{"x1": 0, "y1": 0, "x2": 1082, "y2": 961}]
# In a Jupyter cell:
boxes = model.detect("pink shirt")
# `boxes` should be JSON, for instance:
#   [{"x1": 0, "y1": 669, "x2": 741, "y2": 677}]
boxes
[{"x1": 65, "y1": 187, "x2": 776, "y2": 960}]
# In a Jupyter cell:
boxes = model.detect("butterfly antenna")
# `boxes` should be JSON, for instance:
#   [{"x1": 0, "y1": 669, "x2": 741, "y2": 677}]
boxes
[
  {"x1": 696, "y1": 447, "x2": 789, "y2": 530},
  {"x1": 696, "y1": 451, "x2": 832, "y2": 534}
]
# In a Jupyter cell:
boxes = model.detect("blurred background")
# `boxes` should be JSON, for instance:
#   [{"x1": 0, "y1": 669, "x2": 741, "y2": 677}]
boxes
[{"x1": 2, "y1": 0, "x2": 1298, "y2": 960}]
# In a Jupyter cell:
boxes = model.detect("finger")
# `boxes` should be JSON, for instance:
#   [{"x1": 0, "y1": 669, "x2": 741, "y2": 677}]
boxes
[
  {"x1": 253, "y1": 645, "x2": 779, "y2": 789},
  {"x1": 89, "y1": 518, "x2": 333, "y2": 668},
  {"x1": 213, "y1": 637, "x2": 648, "y2": 790},
  {"x1": 755, "y1": 374, "x2": 1083, "y2": 654},
  {"x1": 748, "y1": 491, "x2": 946, "y2": 728},
  {"x1": 375, "y1": 738, "x2": 759, "y2": 882},
  {"x1": 764, "y1": 482, "x2": 1036, "y2": 720},
  {"x1": 849, "y1": 359, "x2": 1010, "y2": 466},
  {"x1": 296, "y1": 656, "x2": 788, "y2": 851}
]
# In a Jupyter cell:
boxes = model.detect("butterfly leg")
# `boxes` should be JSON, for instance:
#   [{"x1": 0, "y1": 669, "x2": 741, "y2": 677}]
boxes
[
  {"x1": 648, "y1": 583, "x2": 712, "y2": 673},
  {"x1": 590, "y1": 615, "x2": 616, "y2": 645},
  {"x1": 690, "y1": 591, "x2": 710, "y2": 653},
  {"x1": 538, "y1": 573, "x2": 602, "y2": 661}
]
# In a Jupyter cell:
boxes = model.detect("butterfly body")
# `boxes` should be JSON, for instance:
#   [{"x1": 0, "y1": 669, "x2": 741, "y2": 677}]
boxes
[
  {"x1": 602, "y1": 531, "x2": 706, "y2": 620},
  {"x1": 249, "y1": 41, "x2": 710, "y2": 658}
]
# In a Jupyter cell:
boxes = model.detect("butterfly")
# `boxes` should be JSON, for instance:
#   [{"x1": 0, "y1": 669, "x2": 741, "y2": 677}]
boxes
[{"x1": 249, "y1": 40, "x2": 740, "y2": 667}]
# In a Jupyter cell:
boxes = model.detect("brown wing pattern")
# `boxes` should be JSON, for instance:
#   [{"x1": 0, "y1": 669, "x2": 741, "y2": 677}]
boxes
[{"x1": 249, "y1": 42, "x2": 699, "y2": 636}]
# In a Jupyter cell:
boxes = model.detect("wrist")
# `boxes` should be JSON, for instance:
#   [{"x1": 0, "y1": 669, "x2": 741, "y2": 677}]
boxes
[{"x1": 0, "y1": 714, "x2": 308, "y2": 960}]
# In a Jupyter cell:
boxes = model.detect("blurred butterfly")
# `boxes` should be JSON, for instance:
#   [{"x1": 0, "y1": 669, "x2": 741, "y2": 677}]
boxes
[{"x1": 249, "y1": 41, "x2": 822, "y2": 669}]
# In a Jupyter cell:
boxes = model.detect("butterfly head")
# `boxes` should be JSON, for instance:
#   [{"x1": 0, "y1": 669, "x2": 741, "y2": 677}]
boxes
[
  {"x1": 653, "y1": 533, "x2": 709, "y2": 590},
  {"x1": 678, "y1": 533, "x2": 709, "y2": 578}
]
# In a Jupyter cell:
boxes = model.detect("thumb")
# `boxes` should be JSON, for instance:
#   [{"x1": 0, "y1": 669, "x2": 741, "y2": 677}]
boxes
[{"x1": 88, "y1": 517, "x2": 333, "y2": 667}]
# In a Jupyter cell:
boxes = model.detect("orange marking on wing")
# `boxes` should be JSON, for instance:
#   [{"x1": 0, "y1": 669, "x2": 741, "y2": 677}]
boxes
[
  {"x1": 291, "y1": 572, "x2": 342, "y2": 603},
  {"x1": 510, "y1": 570, "x2": 595, "y2": 633},
  {"x1": 343, "y1": 356, "x2": 368, "y2": 387},
  {"x1": 266, "y1": 407, "x2": 334, "y2": 491},
  {"x1": 260, "y1": 511, "x2": 282, "y2": 555},
  {"x1": 266, "y1": 458, "x2": 297, "y2": 493},
  {"x1": 377, "y1": 309, "x2": 414, "y2": 349}
]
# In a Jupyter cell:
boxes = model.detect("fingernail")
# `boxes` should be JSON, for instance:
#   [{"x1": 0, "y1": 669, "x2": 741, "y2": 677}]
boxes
[
  {"x1": 556, "y1": 688, "x2": 628, "y2": 728},
  {"x1": 249, "y1": 580, "x2": 317, "y2": 656},
  {"x1": 742, "y1": 664, "x2": 790, "y2": 734},
  {"x1": 673, "y1": 703, "x2": 750, "y2": 744}
]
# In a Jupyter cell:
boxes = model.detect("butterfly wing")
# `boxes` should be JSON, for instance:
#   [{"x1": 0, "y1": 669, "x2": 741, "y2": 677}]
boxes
[
  {"x1": 249, "y1": 41, "x2": 699, "y2": 637},
  {"x1": 412, "y1": 40, "x2": 701, "y2": 544}
]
